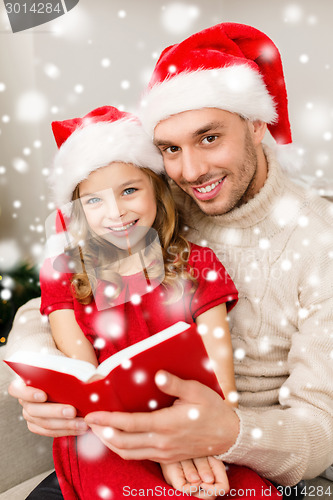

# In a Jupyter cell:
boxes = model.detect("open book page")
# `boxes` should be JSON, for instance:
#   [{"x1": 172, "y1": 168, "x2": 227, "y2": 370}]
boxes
[
  {"x1": 5, "y1": 350, "x2": 98, "y2": 382},
  {"x1": 97, "y1": 321, "x2": 190, "y2": 376},
  {"x1": 5, "y1": 321, "x2": 191, "y2": 383}
]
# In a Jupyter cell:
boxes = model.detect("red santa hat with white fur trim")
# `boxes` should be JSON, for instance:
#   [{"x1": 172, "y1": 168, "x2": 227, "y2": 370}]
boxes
[
  {"x1": 140, "y1": 22, "x2": 300, "y2": 172},
  {"x1": 50, "y1": 106, "x2": 164, "y2": 209}
]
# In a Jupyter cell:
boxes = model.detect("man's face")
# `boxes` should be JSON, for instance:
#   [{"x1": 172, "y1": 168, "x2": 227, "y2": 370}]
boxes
[{"x1": 154, "y1": 108, "x2": 266, "y2": 216}]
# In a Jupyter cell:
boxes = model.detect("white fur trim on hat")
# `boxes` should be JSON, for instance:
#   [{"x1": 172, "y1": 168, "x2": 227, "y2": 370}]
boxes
[
  {"x1": 140, "y1": 65, "x2": 278, "y2": 136},
  {"x1": 50, "y1": 119, "x2": 164, "y2": 208}
]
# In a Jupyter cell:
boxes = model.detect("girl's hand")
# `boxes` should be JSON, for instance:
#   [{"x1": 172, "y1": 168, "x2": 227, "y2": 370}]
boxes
[
  {"x1": 8, "y1": 379, "x2": 89, "y2": 438},
  {"x1": 160, "y1": 457, "x2": 230, "y2": 498}
]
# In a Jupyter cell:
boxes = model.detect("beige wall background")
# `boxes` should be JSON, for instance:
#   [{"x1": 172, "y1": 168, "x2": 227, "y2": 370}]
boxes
[{"x1": 0, "y1": 0, "x2": 332, "y2": 268}]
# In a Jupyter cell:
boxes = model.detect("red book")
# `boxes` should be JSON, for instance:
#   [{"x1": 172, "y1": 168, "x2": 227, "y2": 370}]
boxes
[{"x1": 4, "y1": 322, "x2": 223, "y2": 417}]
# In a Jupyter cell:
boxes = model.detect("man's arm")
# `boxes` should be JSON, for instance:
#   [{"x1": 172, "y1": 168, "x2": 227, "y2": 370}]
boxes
[
  {"x1": 7, "y1": 298, "x2": 88, "y2": 436},
  {"x1": 85, "y1": 242, "x2": 333, "y2": 486}
]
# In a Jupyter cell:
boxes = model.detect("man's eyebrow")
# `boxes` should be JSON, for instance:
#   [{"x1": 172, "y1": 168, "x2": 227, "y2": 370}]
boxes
[
  {"x1": 153, "y1": 121, "x2": 225, "y2": 147},
  {"x1": 192, "y1": 121, "x2": 225, "y2": 137},
  {"x1": 153, "y1": 138, "x2": 173, "y2": 147}
]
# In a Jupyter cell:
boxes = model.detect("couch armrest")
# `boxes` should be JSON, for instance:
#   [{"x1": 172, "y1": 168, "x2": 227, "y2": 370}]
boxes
[{"x1": 0, "y1": 344, "x2": 54, "y2": 494}]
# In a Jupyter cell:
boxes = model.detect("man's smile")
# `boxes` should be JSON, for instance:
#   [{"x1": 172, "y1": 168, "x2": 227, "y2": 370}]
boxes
[{"x1": 191, "y1": 176, "x2": 226, "y2": 201}]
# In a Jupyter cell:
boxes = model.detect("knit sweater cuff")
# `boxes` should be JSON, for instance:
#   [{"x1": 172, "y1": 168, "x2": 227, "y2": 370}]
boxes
[
  {"x1": 213, "y1": 407, "x2": 245, "y2": 461},
  {"x1": 213, "y1": 408, "x2": 260, "y2": 464}
]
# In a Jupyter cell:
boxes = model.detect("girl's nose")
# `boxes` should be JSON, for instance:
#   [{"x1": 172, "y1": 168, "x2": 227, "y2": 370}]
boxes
[{"x1": 104, "y1": 190, "x2": 123, "y2": 221}]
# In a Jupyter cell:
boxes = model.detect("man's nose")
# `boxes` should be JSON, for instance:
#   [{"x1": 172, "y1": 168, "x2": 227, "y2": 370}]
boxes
[{"x1": 181, "y1": 148, "x2": 208, "y2": 184}]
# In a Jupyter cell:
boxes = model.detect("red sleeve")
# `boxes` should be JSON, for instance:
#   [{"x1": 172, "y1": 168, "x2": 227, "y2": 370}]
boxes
[
  {"x1": 188, "y1": 244, "x2": 238, "y2": 319},
  {"x1": 40, "y1": 257, "x2": 74, "y2": 316}
]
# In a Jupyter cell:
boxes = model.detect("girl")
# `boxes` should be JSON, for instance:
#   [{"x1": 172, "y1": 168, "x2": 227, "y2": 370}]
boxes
[{"x1": 39, "y1": 106, "x2": 277, "y2": 500}]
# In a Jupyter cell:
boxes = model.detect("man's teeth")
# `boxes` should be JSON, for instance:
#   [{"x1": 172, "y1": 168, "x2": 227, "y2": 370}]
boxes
[
  {"x1": 110, "y1": 220, "x2": 136, "y2": 232},
  {"x1": 196, "y1": 178, "x2": 223, "y2": 194}
]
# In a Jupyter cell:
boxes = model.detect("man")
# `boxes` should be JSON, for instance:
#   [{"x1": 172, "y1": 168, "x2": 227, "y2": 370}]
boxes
[{"x1": 8, "y1": 22, "x2": 333, "y2": 494}]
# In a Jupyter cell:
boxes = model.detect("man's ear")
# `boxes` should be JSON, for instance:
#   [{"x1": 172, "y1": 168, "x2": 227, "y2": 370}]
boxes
[{"x1": 250, "y1": 120, "x2": 267, "y2": 145}]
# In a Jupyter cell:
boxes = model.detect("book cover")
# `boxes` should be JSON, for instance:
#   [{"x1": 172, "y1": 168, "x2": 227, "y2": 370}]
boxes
[{"x1": 4, "y1": 322, "x2": 223, "y2": 417}]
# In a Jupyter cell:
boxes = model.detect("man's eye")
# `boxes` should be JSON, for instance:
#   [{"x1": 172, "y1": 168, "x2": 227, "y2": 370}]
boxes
[
  {"x1": 86, "y1": 197, "x2": 101, "y2": 205},
  {"x1": 123, "y1": 187, "x2": 137, "y2": 196},
  {"x1": 202, "y1": 135, "x2": 217, "y2": 144},
  {"x1": 165, "y1": 146, "x2": 180, "y2": 154}
]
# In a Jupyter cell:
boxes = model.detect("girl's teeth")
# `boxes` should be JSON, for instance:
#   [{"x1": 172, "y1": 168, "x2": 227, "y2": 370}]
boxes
[
  {"x1": 110, "y1": 220, "x2": 136, "y2": 232},
  {"x1": 196, "y1": 178, "x2": 222, "y2": 194}
]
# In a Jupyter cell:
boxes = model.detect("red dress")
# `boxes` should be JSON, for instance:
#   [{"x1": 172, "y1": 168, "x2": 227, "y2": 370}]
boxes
[{"x1": 40, "y1": 243, "x2": 279, "y2": 499}]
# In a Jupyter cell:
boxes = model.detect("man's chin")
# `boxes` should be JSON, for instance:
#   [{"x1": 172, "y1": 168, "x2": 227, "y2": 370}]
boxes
[{"x1": 191, "y1": 196, "x2": 230, "y2": 217}]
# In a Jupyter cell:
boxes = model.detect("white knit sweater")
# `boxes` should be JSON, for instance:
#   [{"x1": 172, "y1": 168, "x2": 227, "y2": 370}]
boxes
[
  {"x1": 6, "y1": 147, "x2": 333, "y2": 486},
  {"x1": 173, "y1": 145, "x2": 333, "y2": 485}
]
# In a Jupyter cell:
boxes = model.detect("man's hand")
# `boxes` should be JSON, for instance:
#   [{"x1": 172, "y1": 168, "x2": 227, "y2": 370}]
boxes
[
  {"x1": 8, "y1": 379, "x2": 89, "y2": 437},
  {"x1": 85, "y1": 371, "x2": 240, "y2": 462}
]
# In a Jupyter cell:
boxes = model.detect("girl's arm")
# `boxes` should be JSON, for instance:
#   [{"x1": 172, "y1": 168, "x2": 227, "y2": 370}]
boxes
[
  {"x1": 195, "y1": 303, "x2": 237, "y2": 407},
  {"x1": 49, "y1": 309, "x2": 98, "y2": 367}
]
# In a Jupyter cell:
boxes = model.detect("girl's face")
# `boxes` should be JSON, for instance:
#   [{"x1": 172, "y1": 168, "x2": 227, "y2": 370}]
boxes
[{"x1": 78, "y1": 162, "x2": 157, "y2": 251}]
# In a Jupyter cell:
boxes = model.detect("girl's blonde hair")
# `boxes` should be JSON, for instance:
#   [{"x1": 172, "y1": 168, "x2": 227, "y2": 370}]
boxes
[{"x1": 67, "y1": 166, "x2": 195, "y2": 305}]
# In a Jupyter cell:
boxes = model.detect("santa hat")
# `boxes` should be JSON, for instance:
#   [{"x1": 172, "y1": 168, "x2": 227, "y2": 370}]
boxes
[
  {"x1": 50, "y1": 105, "x2": 164, "y2": 209},
  {"x1": 140, "y1": 23, "x2": 300, "y2": 172}
]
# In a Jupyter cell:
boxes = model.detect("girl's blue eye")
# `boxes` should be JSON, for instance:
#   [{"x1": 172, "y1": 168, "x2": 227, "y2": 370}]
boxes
[
  {"x1": 123, "y1": 187, "x2": 137, "y2": 196},
  {"x1": 86, "y1": 197, "x2": 101, "y2": 205}
]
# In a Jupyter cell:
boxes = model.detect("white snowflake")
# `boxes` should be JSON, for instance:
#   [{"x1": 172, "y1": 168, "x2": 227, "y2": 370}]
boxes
[
  {"x1": 283, "y1": 4, "x2": 303, "y2": 23},
  {"x1": 281, "y1": 259, "x2": 292, "y2": 271},
  {"x1": 97, "y1": 485, "x2": 113, "y2": 499},
  {"x1": 272, "y1": 196, "x2": 300, "y2": 227},
  {"x1": 1, "y1": 289, "x2": 12, "y2": 300},
  {"x1": 12, "y1": 157, "x2": 29, "y2": 173},
  {"x1": 101, "y1": 58, "x2": 111, "y2": 68},
  {"x1": 161, "y1": 3, "x2": 200, "y2": 35},
  {"x1": 102, "y1": 427, "x2": 114, "y2": 439},
  {"x1": 74, "y1": 84, "x2": 84, "y2": 94},
  {"x1": 206, "y1": 270, "x2": 217, "y2": 282},
  {"x1": 227, "y1": 391, "x2": 239, "y2": 404},
  {"x1": 299, "y1": 54, "x2": 309, "y2": 64},
  {"x1": 155, "y1": 372, "x2": 168, "y2": 386},
  {"x1": 251, "y1": 427, "x2": 263, "y2": 439},
  {"x1": 0, "y1": 239, "x2": 21, "y2": 270},
  {"x1": 44, "y1": 63, "x2": 61, "y2": 79},
  {"x1": 130, "y1": 294, "x2": 141, "y2": 305},
  {"x1": 213, "y1": 327, "x2": 225, "y2": 338},
  {"x1": 187, "y1": 407, "x2": 200, "y2": 420},
  {"x1": 95, "y1": 310, "x2": 125, "y2": 340},
  {"x1": 77, "y1": 432, "x2": 106, "y2": 461},
  {"x1": 259, "y1": 238, "x2": 270, "y2": 250},
  {"x1": 94, "y1": 338, "x2": 106, "y2": 349},
  {"x1": 133, "y1": 369, "x2": 147, "y2": 384},
  {"x1": 120, "y1": 80, "x2": 130, "y2": 90},
  {"x1": 16, "y1": 90, "x2": 49, "y2": 123},
  {"x1": 121, "y1": 359, "x2": 132, "y2": 369},
  {"x1": 279, "y1": 386, "x2": 290, "y2": 399},
  {"x1": 197, "y1": 323, "x2": 208, "y2": 335},
  {"x1": 234, "y1": 348, "x2": 246, "y2": 361}
]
